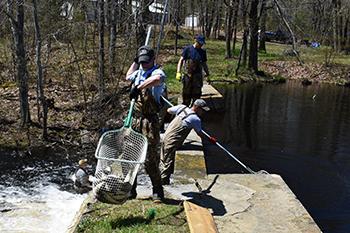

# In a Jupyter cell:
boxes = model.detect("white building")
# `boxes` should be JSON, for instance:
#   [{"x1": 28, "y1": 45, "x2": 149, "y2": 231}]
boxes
[{"x1": 185, "y1": 14, "x2": 199, "y2": 27}]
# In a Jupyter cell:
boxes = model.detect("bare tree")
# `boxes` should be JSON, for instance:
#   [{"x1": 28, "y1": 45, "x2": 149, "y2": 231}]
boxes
[
  {"x1": 98, "y1": 0, "x2": 105, "y2": 101},
  {"x1": 224, "y1": 0, "x2": 235, "y2": 58},
  {"x1": 6, "y1": 0, "x2": 31, "y2": 126},
  {"x1": 248, "y1": 0, "x2": 259, "y2": 73},
  {"x1": 258, "y1": 0, "x2": 268, "y2": 52},
  {"x1": 109, "y1": 0, "x2": 117, "y2": 82},
  {"x1": 32, "y1": 0, "x2": 48, "y2": 139}
]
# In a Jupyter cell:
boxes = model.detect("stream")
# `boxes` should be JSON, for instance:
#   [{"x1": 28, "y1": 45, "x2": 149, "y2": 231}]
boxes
[{"x1": 203, "y1": 81, "x2": 350, "y2": 233}]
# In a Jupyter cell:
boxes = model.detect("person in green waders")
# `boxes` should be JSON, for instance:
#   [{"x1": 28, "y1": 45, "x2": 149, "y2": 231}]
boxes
[
  {"x1": 159, "y1": 99, "x2": 217, "y2": 185},
  {"x1": 176, "y1": 34, "x2": 210, "y2": 106},
  {"x1": 126, "y1": 45, "x2": 166, "y2": 202}
]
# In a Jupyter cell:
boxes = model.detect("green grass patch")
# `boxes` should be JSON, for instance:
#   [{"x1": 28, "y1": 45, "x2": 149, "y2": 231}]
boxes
[
  {"x1": 76, "y1": 199, "x2": 189, "y2": 233},
  {"x1": 158, "y1": 31, "x2": 349, "y2": 90}
]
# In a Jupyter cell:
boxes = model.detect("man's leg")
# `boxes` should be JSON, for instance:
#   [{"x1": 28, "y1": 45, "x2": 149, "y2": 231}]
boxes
[
  {"x1": 182, "y1": 74, "x2": 192, "y2": 106},
  {"x1": 191, "y1": 73, "x2": 203, "y2": 103},
  {"x1": 142, "y1": 118, "x2": 164, "y2": 201},
  {"x1": 160, "y1": 140, "x2": 177, "y2": 184}
]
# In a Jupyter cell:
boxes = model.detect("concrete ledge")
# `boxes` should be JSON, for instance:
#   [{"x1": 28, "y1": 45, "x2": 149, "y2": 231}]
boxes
[
  {"x1": 66, "y1": 193, "x2": 94, "y2": 233},
  {"x1": 201, "y1": 83, "x2": 224, "y2": 111},
  {"x1": 165, "y1": 174, "x2": 322, "y2": 233}
]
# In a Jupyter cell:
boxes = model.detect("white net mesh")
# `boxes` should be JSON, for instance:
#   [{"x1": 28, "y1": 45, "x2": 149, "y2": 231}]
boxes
[{"x1": 93, "y1": 128, "x2": 148, "y2": 204}]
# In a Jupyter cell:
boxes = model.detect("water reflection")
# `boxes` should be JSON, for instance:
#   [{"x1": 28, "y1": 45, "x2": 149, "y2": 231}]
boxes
[{"x1": 203, "y1": 81, "x2": 350, "y2": 233}]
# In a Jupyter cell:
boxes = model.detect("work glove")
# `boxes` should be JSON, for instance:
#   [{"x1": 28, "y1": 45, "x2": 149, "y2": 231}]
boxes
[
  {"x1": 129, "y1": 85, "x2": 141, "y2": 100},
  {"x1": 176, "y1": 72, "x2": 181, "y2": 81},
  {"x1": 208, "y1": 136, "x2": 217, "y2": 144}
]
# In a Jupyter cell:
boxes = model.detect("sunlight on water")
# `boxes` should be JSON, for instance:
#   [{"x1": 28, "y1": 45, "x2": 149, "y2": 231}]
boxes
[{"x1": 0, "y1": 183, "x2": 86, "y2": 233}]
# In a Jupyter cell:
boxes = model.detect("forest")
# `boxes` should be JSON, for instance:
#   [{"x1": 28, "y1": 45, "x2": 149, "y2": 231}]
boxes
[{"x1": 0, "y1": 0, "x2": 349, "y2": 152}]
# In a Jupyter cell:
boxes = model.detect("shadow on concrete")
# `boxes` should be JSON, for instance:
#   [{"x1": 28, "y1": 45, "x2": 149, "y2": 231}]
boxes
[
  {"x1": 179, "y1": 143, "x2": 203, "y2": 151},
  {"x1": 182, "y1": 175, "x2": 227, "y2": 216},
  {"x1": 182, "y1": 192, "x2": 227, "y2": 216}
]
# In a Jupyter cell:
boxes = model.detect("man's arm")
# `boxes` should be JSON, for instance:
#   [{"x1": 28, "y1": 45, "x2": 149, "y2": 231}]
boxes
[
  {"x1": 138, "y1": 74, "x2": 162, "y2": 89},
  {"x1": 177, "y1": 56, "x2": 184, "y2": 73},
  {"x1": 202, "y1": 62, "x2": 209, "y2": 76},
  {"x1": 126, "y1": 62, "x2": 139, "y2": 80}
]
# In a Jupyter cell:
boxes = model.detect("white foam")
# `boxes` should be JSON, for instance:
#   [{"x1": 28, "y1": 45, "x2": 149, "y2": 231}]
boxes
[{"x1": 0, "y1": 183, "x2": 86, "y2": 233}]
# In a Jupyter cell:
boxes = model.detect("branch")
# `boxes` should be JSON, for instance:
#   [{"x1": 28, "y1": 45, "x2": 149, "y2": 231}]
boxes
[
  {"x1": 3, "y1": 9, "x2": 18, "y2": 29},
  {"x1": 272, "y1": 0, "x2": 304, "y2": 65}
]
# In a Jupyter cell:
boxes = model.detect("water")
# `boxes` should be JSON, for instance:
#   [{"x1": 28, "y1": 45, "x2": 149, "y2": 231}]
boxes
[
  {"x1": 203, "y1": 81, "x2": 350, "y2": 233},
  {"x1": 0, "y1": 149, "x2": 88, "y2": 233}
]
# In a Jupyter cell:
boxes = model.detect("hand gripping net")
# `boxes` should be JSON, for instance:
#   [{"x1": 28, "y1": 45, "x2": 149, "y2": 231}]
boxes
[{"x1": 93, "y1": 128, "x2": 147, "y2": 204}]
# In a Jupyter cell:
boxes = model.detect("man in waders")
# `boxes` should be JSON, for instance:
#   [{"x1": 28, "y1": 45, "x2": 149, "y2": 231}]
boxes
[
  {"x1": 159, "y1": 99, "x2": 217, "y2": 185},
  {"x1": 126, "y1": 45, "x2": 166, "y2": 202},
  {"x1": 176, "y1": 34, "x2": 210, "y2": 106},
  {"x1": 74, "y1": 159, "x2": 92, "y2": 193}
]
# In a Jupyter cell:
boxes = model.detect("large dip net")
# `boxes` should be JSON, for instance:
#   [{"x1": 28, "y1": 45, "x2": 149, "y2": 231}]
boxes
[{"x1": 93, "y1": 99, "x2": 148, "y2": 204}]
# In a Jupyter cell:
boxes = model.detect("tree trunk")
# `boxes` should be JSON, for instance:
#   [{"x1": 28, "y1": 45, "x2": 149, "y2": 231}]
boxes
[
  {"x1": 248, "y1": 0, "x2": 259, "y2": 73},
  {"x1": 241, "y1": 0, "x2": 249, "y2": 67},
  {"x1": 332, "y1": 0, "x2": 338, "y2": 51},
  {"x1": 272, "y1": 0, "x2": 302, "y2": 64},
  {"x1": 174, "y1": 0, "x2": 180, "y2": 55},
  {"x1": 236, "y1": 30, "x2": 249, "y2": 75},
  {"x1": 109, "y1": 0, "x2": 117, "y2": 82},
  {"x1": 231, "y1": 0, "x2": 239, "y2": 55},
  {"x1": 32, "y1": 0, "x2": 48, "y2": 139},
  {"x1": 8, "y1": 0, "x2": 31, "y2": 126},
  {"x1": 156, "y1": 0, "x2": 169, "y2": 60},
  {"x1": 259, "y1": 0, "x2": 267, "y2": 52},
  {"x1": 224, "y1": 3, "x2": 233, "y2": 58},
  {"x1": 98, "y1": 0, "x2": 105, "y2": 101}
]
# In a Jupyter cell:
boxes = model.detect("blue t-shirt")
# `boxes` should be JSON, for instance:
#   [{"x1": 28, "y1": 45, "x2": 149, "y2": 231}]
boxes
[
  {"x1": 168, "y1": 104, "x2": 202, "y2": 134},
  {"x1": 182, "y1": 45, "x2": 207, "y2": 63},
  {"x1": 127, "y1": 65, "x2": 166, "y2": 104}
]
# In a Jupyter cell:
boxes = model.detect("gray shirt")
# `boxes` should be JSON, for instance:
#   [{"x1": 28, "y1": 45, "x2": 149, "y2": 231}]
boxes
[
  {"x1": 75, "y1": 168, "x2": 91, "y2": 188},
  {"x1": 168, "y1": 104, "x2": 202, "y2": 134}
]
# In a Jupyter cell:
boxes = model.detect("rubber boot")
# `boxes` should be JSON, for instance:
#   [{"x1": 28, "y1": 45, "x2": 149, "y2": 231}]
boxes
[
  {"x1": 129, "y1": 177, "x2": 137, "y2": 199},
  {"x1": 152, "y1": 186, "x2": 164, "y2": 203}
]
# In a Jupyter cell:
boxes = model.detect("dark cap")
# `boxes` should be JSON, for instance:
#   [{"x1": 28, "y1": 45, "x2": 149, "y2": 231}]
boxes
[
  {"x1": 137, "y1": 46, "x2": 155, "y2": 64},
  {"x1": 193, "y1": 99, "x2": 210, "y2": 111},
  {"x1": 195, "y1": 34, "x2": 206, "y2": 45}
]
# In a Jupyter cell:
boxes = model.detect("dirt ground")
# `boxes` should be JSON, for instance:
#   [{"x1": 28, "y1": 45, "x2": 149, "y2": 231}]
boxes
[{"x1": 261, "y1": 60, "x2": 350, "y2": 85}]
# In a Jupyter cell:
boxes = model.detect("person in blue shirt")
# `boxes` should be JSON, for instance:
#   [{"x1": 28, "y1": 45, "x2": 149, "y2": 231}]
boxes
[
  {"x1": 159, "y1": 99, "x2": 216, "y2": 185},
  {"x1": 126, "y1": 45, "x2": 166, "y2": 202},
  {"x1": 176, "y1": 35, "x2": 210, "y2": 106}
]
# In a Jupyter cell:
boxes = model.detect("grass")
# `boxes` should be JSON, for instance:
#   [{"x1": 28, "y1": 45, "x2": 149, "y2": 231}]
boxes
[
  {"x1": 76, "y1": 199, "x2": 189, "y2": 233},
  {"x1": 160, "y1": 35, "x2": 349, "y2": 89},
  {"x1": 160, "y1": 36, "x2": 295, "y2": 88}
]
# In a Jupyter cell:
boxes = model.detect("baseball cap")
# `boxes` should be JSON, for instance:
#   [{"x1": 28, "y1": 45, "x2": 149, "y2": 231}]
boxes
[
  {"x1": 193, "y1": 99, "x2": 210, "y2": 111},
  {"x1": 137, "y1": 46, "x2": 155, "y2": 63},
  {"x1": 79, "y1": 159, "x2": 88, "y2": 166},
  {"x1": 195, "y1": 34, "x2": 206, "y2": 45}
]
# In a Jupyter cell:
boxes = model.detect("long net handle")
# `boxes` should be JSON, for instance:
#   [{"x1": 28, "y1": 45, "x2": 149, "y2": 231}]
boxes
[
  {"x1": 124, "y1": 99, "x2": 135, "y2": 128},
  {"x1": 124, "y1": 26, "x2": 153, "y2": 128}
]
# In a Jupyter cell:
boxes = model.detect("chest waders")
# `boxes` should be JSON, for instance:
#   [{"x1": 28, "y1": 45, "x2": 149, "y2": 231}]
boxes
[
  {"x1": 132, "y1": 70, "x2": 164, "y2": 198},
  {"x1": 160, "y1": 106, "x2": 196, "y2": 179},
  {"x1": 182, "y1": 48, "x2": 204, "y2": 106}
]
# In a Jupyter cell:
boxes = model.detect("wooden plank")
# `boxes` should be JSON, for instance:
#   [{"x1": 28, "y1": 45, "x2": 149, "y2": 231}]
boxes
[{"x1": 184, "y1": 200, "x2": 219, "y2": 233}]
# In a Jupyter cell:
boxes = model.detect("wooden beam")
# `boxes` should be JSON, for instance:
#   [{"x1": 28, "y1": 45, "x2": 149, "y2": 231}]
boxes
[{"x1": 184, "y1": 200, "x2": 219, "y2": 233}]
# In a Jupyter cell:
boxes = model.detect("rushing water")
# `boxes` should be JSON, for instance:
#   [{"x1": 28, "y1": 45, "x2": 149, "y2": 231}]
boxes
[
  {"x1": 203, "y1": 81, "x2": 350, "y2": 233},
  {"x1": 0, "y1": 149, "x2": 88, "y2": 233}
]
